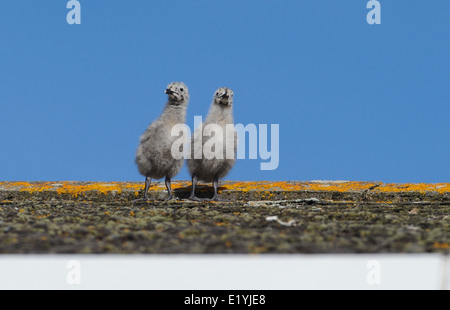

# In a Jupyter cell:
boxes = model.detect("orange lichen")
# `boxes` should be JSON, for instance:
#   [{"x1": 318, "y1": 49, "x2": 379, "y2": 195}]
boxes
[
  {"x1": 0, "y1": 181, "x2": 143, "y2": 197},
  {"x1": 55, "y1": 182, "x2": 139, "y2": 197},
  {"x1": 221, "y1": 181, "x2": 381, "y2": 193},
  {"x1": 377, "y1": 183, "x2": 450, "y2": 194},
  {"x1": 223, "y1": 181, "x2": 450, "y2": 195},
  {"x1": 1, "y1": 181, "x2": 450, "y2": 198},
  {"x1": 433, "y1": 242, "x2": 450, "y2": 249},
  {"x1": 0, "y1": 182, "x2": 54, "y2": 193}
]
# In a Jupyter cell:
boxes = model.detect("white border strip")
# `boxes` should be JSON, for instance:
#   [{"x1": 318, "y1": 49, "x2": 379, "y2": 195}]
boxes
[{"x1": 0, "y1": 254, "x2": 448, "y2": 290}]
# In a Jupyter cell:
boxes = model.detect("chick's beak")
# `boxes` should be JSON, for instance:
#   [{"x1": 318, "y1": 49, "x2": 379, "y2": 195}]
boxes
[{"x1": 165, "y1": 89, "x2": 175, "y2": 95}]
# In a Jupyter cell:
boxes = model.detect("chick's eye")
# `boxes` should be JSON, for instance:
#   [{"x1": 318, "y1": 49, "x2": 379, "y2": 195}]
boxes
[{"x1": 180, "y1": 88, "x2": 184, "y2": 92}]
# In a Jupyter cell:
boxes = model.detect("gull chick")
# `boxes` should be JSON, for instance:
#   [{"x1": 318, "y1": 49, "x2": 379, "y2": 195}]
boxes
[
  {"x1": 187, "y1": 87, "x2": 237, "y2": 201},
  {"x1": 135, "y1": 82, "x2": 189, "y2": 200}
]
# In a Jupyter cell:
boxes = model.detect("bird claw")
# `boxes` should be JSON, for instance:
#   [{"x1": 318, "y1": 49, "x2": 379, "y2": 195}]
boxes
[
  {"x1": 189, "y1": 195, "x2": 206, "y2": 202},
  {"x1": 165, "y1": 195, "x2": 179, "y2": 202},
  {"x1": 189, "y1": 196, "x2": 231, "y2": 202}
]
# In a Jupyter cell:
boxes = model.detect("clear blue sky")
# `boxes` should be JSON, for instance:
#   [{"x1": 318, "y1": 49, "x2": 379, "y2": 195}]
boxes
[{"x1": 0, "y1": 1, "x2": 449, "y2": 183}]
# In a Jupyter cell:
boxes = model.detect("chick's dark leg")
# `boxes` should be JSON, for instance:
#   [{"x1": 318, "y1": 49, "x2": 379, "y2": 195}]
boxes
[
  {"x1": 133, "y1": 176, "x2": 151, "y2": 202},
  {"x1": 165, "y1": 176, "x2": 176, "y2": 201},
  {"x1": 189, "y1": 175, "x2": 203, "y2": 201},
  {"x1": 212, "y1": 176, "x2": 227, "y2": 201},
  {"x1": 144, "y1": 176, "x2": 151, "y2": 199}
]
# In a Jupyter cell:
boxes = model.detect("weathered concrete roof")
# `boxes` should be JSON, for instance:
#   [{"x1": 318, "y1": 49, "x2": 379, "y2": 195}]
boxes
[
  {"x1": 2, "y1": 180, "x2": 450, "y2": 202},
  {"x1": 0, "y1": 181, "x2": 449, "y2": 254}
]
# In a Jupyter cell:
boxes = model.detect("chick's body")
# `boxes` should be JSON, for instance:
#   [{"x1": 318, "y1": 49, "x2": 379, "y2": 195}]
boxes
[
  {"x1": 136, "y1": 106, "x2": 185, "y2": 179},
  {"x1": 188, "y1": 87, "x2": 237, "y2": 201},
  {"x1": 135, "y1": 82, "x2": 189, "y2": 200}
]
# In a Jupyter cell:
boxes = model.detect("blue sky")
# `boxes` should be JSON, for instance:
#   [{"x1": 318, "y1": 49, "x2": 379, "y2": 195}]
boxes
[{"x1": 0, "y1": 1, "x2": 449, "y2": 183}]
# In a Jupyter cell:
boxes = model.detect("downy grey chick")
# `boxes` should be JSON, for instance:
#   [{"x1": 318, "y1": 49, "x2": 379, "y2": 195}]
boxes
[
  {"x1": 187, "y1": 87, "x2": 237, "y2": 201},
  {"x1": 135, "y1": 82, "x2": 189, "y2": 200}
]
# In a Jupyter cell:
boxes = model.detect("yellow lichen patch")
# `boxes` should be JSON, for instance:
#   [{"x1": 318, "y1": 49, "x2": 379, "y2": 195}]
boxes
[
  {"x1": 221, "y1": 181, "x2": 380, "y2": 193},
  {"x1": 223, "y1": 181, "x2": 450, "y2": 194},
  {"x1": 55, "y1": 182, "x2": 121, "y2": 197},
  {"x1": 433, "y1": 242, "x2": 450, "y2": 249},
  {"x1": 0, "y1": 182, "x2": 55, "y2": 193},
  {"x1": 0, "y1": 181, "x2": 136, "y2": 197},
  {"x1": 223, "y1": 181, "x2": 379, "y2": 192},
  {"x1": 305, "y1": 181, "x2": 380, "y2": 192},
  {"x1": 171, "y1": 181, "x2": 191, "y2": 189},
  {"x1": 2, "y1": 181, "x2": 450, "y2": 198},
  {"x1": 36, "y1": 214, "x2": 50, "y2": 219},
  {"x1": 248, "y1": 245, "x2": 267, "y2": 254},
  {"x1": 222, "y1": 181, "x2": 300, "y2": 192},
  {"x1": 0, "y1": 181, "x2": 145, "y2": 197},
  {"x1": 377, "y1": 183, "x2": 450, "y2": 194},
  {"x1": 122, "y1": 182, "x2": 154, "y2": 192}
]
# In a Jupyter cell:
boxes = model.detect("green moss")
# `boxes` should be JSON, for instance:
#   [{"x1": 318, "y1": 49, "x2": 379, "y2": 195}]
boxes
[{"x1": 0, "y1": 198, "x2": 448, "y2": 254}]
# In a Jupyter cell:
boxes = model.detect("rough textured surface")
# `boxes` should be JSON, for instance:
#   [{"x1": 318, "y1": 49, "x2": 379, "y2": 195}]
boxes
[{"x1": 0, "y1": 181, "x2": 449, "y2": 254}]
